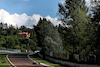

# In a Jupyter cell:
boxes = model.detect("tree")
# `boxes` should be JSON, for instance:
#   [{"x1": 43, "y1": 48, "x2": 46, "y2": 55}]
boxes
[
  {"x1": 5, "y1": 36, "x2": 15, "y2": 48},
  {"x1": 28, "y1": 39, "x2": 39, "y2": 50},
  {"x1": 13, "y1": 35, "x2": 20, "y2": 49},
  {"x1": 34, "y1": 18, "x2": 65, "y2": 53},
  {"x1": 91, "y1": 0, "x2": 100, "y2": 23},
  {"x1": 58, "y1": 9, "x2": 96, "y2": 62},
  {"x1": 0, "y1": 31, "x2": 7, "y2": 36},
  {"x1": 58, "y1": 0, "x2": 88, "y2": 23},
  {"x1": 0, "y1": 22, "x2": 3, "y2": 29},
  {"x1": 58, "y1": 0, "x2": 89, "y2": 54},
  {"x1": 19, "y1": 25, "x2": 27, "y2": 32},
  {"x1": 43, "y1": 36, "x2": 63, "y2": 53},
  {"x1": 58, "y1": 24, "x2": 72, "y2": 54},
  {"x1": 7, "y1": 25, "x2": 15, "y2": 35},
  {"x1": 58, "y1": 0, "x2": 97, "y2": 63},
  {"x1": 69, "y1": 9, "x2": 96, "y2": 55},
  {"x1": 91, "y1": 0, "x2": 100, "y2": 64},
  {"x1": 0, "y1": 35, "x2": 6, "y2": 47}
]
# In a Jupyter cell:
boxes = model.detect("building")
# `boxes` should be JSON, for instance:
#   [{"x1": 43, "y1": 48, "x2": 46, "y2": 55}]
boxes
[{"x1": 18, "y1": 32, "x2": 30, "y2": 39}]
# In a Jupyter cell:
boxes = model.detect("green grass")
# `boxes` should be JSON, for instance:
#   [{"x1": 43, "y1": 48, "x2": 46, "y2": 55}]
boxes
[
  {"x1": 0, "y1": 55, "x2": 12, "y2": 67},
  {"x1": 30, "y1": 54, "x2": 67, "y2": 67}
]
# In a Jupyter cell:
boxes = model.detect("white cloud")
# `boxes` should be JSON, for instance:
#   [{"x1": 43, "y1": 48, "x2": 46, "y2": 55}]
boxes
[
  {"x1": 85, "y1": 0, "x2": 91, "y2": 7},
  {"x1": 61, "y1": 0, "x2": 65, "y2": 4},
  {"x1": 0, "y1": 9, "x2": 61, "y2": 28},
  {"x1": 45, "y1": 15, "x2": 62, "y2": 26}
]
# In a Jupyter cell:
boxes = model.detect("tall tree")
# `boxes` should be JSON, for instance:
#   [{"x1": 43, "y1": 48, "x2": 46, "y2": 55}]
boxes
[
  {"x1": 58, "y1": 0, "x2": 96, "y2": 62},
  {"x1": 58, "y1": 24, "x2": 72, "y2": 54},
  {"x1": 58, "y1": 0, "x2": 88, "y2": 23},
  {"x1": 7, "y1": 25, "x2": 15, "y2": 35},
  {"x1": 0, "y1": 22, "x2": 3, "y2": 29},
  {"x1": 91, "y1": 0, "x2": 100, "y2": 23},
  {"x1": 5, "y1": 36, "x2": 15, "y2": 48},
  {"x1": 19, "y1": 25, "x2": 27, "y2": 32},
  {"x1": 58, "y1": 0, "x2": 89, "y2": 53},
  {"x1": 69, "y1": 9, "x2": 96, "y2": 55},
  {"x1": 34, "y1": 18, "x2": 64, "y2": 53},
  {"x1": 91, "y1": 0, "x2": 100, "y2": 64}
]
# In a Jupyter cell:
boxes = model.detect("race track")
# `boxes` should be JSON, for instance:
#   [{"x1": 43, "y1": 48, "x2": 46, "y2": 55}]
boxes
[{"x1": 8, "y1": 53, "x2": 44, "y2": 67}]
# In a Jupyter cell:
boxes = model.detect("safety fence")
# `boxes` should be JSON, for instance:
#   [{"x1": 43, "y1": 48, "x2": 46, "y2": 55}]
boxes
[
  {"x1": 38, "y1": 53, "x2": 100, "y2": 67},
  {"x1": 43, "y1": 50, "x2": 97, "y2": 64},
  {"x1": 0, "y1": 47, "x2": 21, "y2": 53}
]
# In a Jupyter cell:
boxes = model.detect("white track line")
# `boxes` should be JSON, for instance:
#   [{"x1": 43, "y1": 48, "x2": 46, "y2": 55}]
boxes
[
  {"x1": 27, "y1": 53, "x2": 50, "y2": 66},
  {"x1": 6, "y1": 54, "x2": 16, "y2": 67}
]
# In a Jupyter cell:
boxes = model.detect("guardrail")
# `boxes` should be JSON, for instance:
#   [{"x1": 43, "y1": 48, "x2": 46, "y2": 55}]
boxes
[
  {"x1": 38, "y1": 53, "x2": 100, "y2": 67},
  {"x1": 0, "y1": 47, "x2": 21, "y2": 53},
  {"x1": 0, "y1": 50, "x2": 21, "y2": 53}
]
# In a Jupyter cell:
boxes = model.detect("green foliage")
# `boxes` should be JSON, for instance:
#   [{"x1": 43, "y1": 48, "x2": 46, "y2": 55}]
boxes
[
  {"x1": 91, "y1": 0, "x2": 100, "y2": 23},
  {"x1": 8, "y1": 25, "x2": 15, "y2": 35},
  {"x1": 0, "y1": 35, "x2": 6, "y2": 47},
  {"x1": 30, "y1": 54, "x2": 66, "y2": 67},
  {"x1": 0, "y1": 22, "x2": 39, "y2": 52},
  {"x1": 91, "y1": 0, "x2": 100, "y2": 64},
  {"x1": 57, "y1": 0, "x2": 97, "y2": 56},
  {"x1": 58, "y1": 0, "x2": 96, "y2": 55},
  {"x1": 43, "y1": 36, "x2": 63, "y2": 53},
  {"x1": 14, "y1": 45, "x2": 20, "y2": 49},
  {"x1": 0, "y1": 31, "x2": 7, "y2": 36},
  {"x1": 28, "y1": 39, "x2": 39, "y2": 50},
  {"x1": 0, "y1": 55, "x2": 12, "y2": 66},
  {"x1": 58, "y1": 0, "x2": 88, "y2": 22},
  {"x1": 20, "y1": 44, "x2": 26, "y2": 52},
  {"x1": 58, "y1": 0, "x2": 92, "y2": 55},
  {"x1": 35, "y1": 18, "x2": 65, "y2": 53},
  {"x1": 19, "y1": 25, "x2": 27, "y2": 32},
  {"x1": 6, "y1": 36, "x2": 15, "y2": 48},
  {"x1": 67, "y1": 9, "x2": 96, "y2": 55}
]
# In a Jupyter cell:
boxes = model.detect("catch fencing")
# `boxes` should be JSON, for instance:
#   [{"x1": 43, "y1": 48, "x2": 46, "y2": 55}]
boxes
[
  {"x1": 0, "y1": 47, "x2": 21, "y2": 53},
  {"x1": 38, "y1": 51, "x2": 100, "y2": 67}
]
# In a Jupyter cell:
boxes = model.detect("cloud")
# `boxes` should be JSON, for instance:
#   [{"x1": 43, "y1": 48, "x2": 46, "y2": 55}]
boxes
[
  {"x1": 61, "y1": 0, "x2": 65, "y2": 4},
  {"x1": 0, "y1": 9, "x2": 61, "y2": 28},
  {"x1": 85, "y1": 0, "x2": 91, "y2": 7},
  {"x1": 45, "y1": 15, "x2": 62, "y2": 26}
]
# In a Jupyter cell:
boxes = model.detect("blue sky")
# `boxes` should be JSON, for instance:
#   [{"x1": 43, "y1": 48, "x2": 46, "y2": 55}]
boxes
[
  {"x1": 0, "y1": 0, "x2": 61, "y2": 18},
  {"x1": 0, "y1": 0, "x2": 90, "y2": 28}
]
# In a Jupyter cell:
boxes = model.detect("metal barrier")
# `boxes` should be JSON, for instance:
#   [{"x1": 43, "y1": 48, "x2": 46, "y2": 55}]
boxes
[
  {"x1": 0, "y1": 47, "x2": 21, "y2": 53},
  {"x1": 0, "y1": 50, "x2": 21, "y2": 53},
  {"x1": 38, "y1": 53, "x2": 100, "y2": 67}
]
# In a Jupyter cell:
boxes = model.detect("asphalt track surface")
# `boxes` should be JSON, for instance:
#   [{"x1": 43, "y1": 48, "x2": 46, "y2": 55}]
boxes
[{"x1": 8, "y1": 53, "x2": 44, "y2": 67}]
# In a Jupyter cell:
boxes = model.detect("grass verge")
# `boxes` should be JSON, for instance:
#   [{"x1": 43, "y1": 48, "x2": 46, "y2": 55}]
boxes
[
  {"x1": 29, "y1": 53, "x2": 67, "y2": 67},
  {"x1": 0, "y1": 55, "x2": 12, "y2": 67}
]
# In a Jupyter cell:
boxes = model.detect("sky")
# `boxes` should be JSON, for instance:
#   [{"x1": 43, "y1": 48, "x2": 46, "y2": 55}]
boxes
[
  {"x1": 0, "y1": 0, "x2": 91, "y2": 28},
  {"x1": 0, "y1": 0, "x2": 61, "y2": 18}
]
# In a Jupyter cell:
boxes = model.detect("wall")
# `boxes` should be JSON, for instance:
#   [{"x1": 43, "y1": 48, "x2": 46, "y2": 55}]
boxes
[{"x1": 38, "y1": 53, "x2": 100, "y2": 67}]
